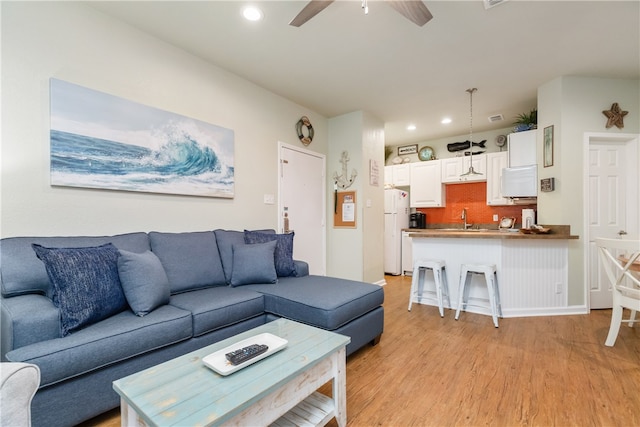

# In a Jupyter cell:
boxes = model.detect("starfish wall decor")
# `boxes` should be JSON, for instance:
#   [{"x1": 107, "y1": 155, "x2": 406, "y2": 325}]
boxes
[{"x1": 602, "y1": 102, "x2": 628, "y2": 129}]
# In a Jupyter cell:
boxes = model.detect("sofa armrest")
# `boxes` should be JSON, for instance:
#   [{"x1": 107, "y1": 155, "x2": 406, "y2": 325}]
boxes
[
  {"x1": 293, "y1": 260, "x2": 309, "y2": 277},
  {"x1": 1, "y1": 295, "x2": 60, "y2": 360},
  {"x1": 0, "y1": 362, "x2": 40, "y2": 426}
]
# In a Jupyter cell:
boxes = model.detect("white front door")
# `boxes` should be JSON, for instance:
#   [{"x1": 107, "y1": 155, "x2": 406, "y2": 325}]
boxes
[
  {"x1": 587, "y1": 134, "x2": 639, "y2": 308},
  {"x1": 279, "y1": 142, "x2": 326, "y2": 275}
]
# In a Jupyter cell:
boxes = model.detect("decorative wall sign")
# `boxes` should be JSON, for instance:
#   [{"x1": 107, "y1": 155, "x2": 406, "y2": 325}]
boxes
[
  {"x1": 602, "y1": 102, "x2": 628, "y2": 129},
  {"x1": 49, "y1": 79, "x2": 235, "y2": 198},
  {"x1": 332, "y1": 151, "x2": 357, "y2": 190},
  {"x1": 543, "y1": 125, "x2": 554, "y2": 167},
  {"x1": 398, "y1": 144, "x2": 418, "y2": 155},
  {"x1": 369, "y1": 159, "x2": 380, "y2": 186},
  {"x1": 296, "y1": 116, "x2": 314, "y2": 145}
]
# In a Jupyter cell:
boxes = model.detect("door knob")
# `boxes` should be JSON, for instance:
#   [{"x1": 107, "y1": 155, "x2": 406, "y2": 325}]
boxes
[{"x1": 618, "y1": 230, "x2": 627, "y2": 236}]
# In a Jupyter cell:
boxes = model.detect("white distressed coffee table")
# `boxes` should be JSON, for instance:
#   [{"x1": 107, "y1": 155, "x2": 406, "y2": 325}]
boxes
[{"x1": 113, "y1": 318, "x2": 350, "y2": 426}]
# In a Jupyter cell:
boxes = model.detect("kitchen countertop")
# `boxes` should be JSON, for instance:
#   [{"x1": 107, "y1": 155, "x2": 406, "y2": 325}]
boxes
[{"x1": 406, "y1": 225, "x2": 579, "y2": 240}]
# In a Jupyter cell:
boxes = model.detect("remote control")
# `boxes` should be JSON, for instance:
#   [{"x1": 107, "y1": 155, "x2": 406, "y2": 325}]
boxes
[{"x1": 225, "y1": 344, "x2": 269, "y2": 365}]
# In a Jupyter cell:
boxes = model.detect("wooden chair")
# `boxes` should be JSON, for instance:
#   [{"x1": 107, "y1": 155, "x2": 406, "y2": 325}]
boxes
[{"x1": 595, "y1": 238, "x2": 640, "y2": 347}]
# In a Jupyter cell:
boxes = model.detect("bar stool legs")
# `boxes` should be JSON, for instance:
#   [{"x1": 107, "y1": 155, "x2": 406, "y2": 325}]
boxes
[
  {"x1": 455, "y1": 264, "x2": 502, "y2": 327},
  {"x1": 408, "y1": 259, "x2": 451, "y2": 317}
]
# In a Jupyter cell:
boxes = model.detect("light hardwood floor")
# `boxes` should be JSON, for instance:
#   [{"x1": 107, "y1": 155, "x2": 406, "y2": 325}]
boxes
[{"x1": 83, "y1": 275, "x2": 640, "y2": 427}]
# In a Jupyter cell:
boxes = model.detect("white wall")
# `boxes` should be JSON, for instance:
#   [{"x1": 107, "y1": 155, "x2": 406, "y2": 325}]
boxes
[
  {"x1": 360, "y1": 112, "x2": 385, "y2": 284},
  {"x1": 0, "y1": 2, "x2": 328, "y2": 238},
  {"x1": 327, "y1": 112, "x2": 364, "y2": 280},
  {"x1": 538, "y1": 76, "x2": 640, "y2": 305},
  {"x1": 326, "y1": 111, "x2": 385, "y2": 283}
]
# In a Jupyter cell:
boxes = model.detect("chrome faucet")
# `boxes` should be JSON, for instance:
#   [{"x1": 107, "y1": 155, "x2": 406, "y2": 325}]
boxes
[{"x1": 461, "y1": 208, "x2": 472, "y2": 229}]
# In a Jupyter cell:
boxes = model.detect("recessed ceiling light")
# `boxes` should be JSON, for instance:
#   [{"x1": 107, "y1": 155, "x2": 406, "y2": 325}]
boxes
[
  {"x1": 242, "y1": 6, "x2": 263, "y2": 21},
  {"x1": 407, "y1": 124, "x2": 417, "y2": 131},
  {"x1": 441, "y1": 117, "x2": 452, "y2": 124}
]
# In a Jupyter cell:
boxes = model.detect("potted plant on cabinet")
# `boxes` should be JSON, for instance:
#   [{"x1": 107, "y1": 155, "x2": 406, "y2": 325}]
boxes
[{"x1": 513, "y1": 109, "x2": 537, "y2": 132}]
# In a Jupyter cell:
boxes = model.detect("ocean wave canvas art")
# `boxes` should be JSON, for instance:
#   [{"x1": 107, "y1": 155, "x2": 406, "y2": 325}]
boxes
[{"x1": 49, "y1": 78, "x2": 234, "y2": 198}]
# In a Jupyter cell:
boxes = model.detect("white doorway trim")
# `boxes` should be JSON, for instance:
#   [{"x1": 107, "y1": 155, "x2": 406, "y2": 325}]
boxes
[{"x1": 583, "y1": 132, "x2": 639, "y2": 310}]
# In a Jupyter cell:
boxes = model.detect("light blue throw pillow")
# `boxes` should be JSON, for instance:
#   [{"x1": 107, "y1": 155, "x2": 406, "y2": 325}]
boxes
[
  {"x1": 31, "y1": 243, "x2": 127, "y2": 337},
  {"x1": 230, "y1": 240, "x2": 278, "y2": 287},
  {"x1": 244, "y1": 231, "x2": 296, "y2": 277},
  {"x1": 117, "y1": 250, "x2": 170, "y2": 316}
]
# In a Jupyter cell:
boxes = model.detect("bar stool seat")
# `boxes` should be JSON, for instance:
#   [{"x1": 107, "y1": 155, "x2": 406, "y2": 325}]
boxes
[
  {"x1": 455, "y1": 263, "x2": 502, "y2": 327},
  {"x1": 408, "y1": 258, "x2": 451, "y2": 317}
]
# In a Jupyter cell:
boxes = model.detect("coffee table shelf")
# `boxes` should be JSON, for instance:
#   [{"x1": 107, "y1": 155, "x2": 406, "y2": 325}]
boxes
[
  {"x1": 271, "y1": 392, "x2": 334, "y2": 427},
  {"x1": 113, "y1": 319, "x2": 350, "y2": 427}
]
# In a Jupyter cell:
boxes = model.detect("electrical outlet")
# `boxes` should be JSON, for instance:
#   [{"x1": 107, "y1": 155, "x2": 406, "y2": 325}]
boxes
[
  {"x1": 493, "y1": 214, "x2": 499, "y2": 221},
  {"x1": 555, "y1": 283, "x2": 562, "y2": 294}
]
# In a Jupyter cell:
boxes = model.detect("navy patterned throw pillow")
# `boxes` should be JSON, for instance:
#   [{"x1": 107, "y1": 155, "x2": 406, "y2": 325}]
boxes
[
  {"x1": 244, "y1": 230, "x2": 296, "y2": 277},
  {"x1": 32, "y1": 243, "x2": 127, "y2": 336}
]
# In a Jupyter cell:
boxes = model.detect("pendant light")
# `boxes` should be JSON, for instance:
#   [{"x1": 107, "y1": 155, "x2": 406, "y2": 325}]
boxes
[{"x1": 460, "y1": 88, "x2": 482, "y2": 176}]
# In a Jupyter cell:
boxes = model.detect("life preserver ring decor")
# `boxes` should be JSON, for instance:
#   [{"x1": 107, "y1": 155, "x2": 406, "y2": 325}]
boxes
[{"x1": 296, "y1": 116, "x2": 314, "y2": 146}]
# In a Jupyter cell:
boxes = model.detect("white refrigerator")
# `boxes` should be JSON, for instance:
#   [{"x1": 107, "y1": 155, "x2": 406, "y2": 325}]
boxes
[{"x1": 384, "y1": 189, "x2": 410, "y2": 275}]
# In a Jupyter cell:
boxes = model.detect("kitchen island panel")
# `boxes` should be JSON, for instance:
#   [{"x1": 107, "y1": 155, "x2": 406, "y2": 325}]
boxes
[{"x1": 412, "y1": 237, "x2": 582, "y2": 318}]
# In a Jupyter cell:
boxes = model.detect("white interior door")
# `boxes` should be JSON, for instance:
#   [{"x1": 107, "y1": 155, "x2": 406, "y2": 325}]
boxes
[
  {"x1": 587, "y1": 134, "x2": 639, "y2": 309},
  {"x1": 279, "y1": 142, "x2": 326, "y2": 275}
]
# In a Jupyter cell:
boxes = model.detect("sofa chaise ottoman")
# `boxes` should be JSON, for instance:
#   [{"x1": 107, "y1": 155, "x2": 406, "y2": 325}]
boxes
[{"x1": 0, "y1": 229, "x2": 384, "y2": 426}]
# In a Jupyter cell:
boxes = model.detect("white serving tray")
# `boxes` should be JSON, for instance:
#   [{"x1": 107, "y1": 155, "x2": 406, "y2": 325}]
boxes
[{"x1": 203, "y1": 333, "x2": 288, "y2": 376}]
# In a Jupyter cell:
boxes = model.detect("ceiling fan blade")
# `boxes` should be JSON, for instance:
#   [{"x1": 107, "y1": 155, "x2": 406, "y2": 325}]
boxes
[
  {"x1": 289, "y1": 1, "x2": 335, "y2": 27},
  {"x1": 385, "y1": 0, "x2": 433, "y2": 26}
]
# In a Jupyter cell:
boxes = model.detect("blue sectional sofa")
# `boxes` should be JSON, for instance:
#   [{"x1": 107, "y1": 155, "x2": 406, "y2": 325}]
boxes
[{"x1": 0, "y1": 230, "x2": 384, "y2": 427}]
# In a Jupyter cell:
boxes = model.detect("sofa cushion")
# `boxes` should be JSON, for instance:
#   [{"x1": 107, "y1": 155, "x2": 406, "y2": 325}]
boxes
[
  {"x1": 230, "y1": 241, "x2": 278, "y2": 287},
  {"x1": 148, "y1": 231, "x2": 226, "y2": 293},
  {"x1": 213, "y1": 229, "x2": 275, "y2": 284},
  {"x1": 5, "y1": 304, "x2": 192, "y2": 387},
  {"x1": 169, "y1": 287, "x2": 265, "y2": 337},
  {"x1": 1, "y1": 233, "x2": 150, "y2": 297},
  {"x1": 244, "y1": 231, "x2": 296, "y2": 277},
  {"x1": 31, "y1": 243, "x2": 127, "y2": 337},
  {"x1": 243, "y1": 275, "x2": 384, "y2": 330},
  {"x1": 117, "y1": 250, "x2": 170, "y2": 316}
]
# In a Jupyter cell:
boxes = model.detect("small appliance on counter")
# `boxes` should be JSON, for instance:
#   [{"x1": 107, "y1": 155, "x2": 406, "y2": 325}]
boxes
[
  {"x1": 409, "y1": 212, "x2": 426, "y2": 229},
  {"x1": 522, "y1": 209, "x2": 536, "y2": 229}
]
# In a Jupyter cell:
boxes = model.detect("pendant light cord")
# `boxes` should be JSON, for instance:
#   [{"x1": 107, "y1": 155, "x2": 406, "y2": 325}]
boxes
[{"x1": 461, "y1": 88, "x2": 481, "y2": 176}]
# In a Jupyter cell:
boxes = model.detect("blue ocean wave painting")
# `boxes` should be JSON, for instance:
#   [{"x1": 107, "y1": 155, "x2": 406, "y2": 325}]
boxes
[{"x1": 49, "y1": 79, "x2": 234, "y2": 198}]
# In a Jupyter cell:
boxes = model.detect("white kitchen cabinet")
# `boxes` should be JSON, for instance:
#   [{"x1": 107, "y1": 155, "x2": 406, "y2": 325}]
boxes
[
  {"x1": 441, "y1": 154, "x2": 487, "y2": 183},
  {"x1": 508, "y1": 129, "x2": 537, "y2": 166},
  {"x1": 409, "y1": 161, "x2": 445, "y2": 207},
  {"x1": 486, "y1": 151, "x2": 513, "y2": 206},
  {"x1": 402, "y1": 231, "x2": 413, "y2": 276},
  {"x1": 384, "y1": 164, "x2": 411, "y2": 187}
]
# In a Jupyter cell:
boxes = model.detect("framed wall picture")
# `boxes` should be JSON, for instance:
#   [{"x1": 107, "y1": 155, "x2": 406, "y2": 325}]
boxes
[
  {"x1": 398, "y1": 144, "x2": 418, "y2": 155},
  {"x1": 543, "y1": 125, "x2": 554, "y2": 167}
]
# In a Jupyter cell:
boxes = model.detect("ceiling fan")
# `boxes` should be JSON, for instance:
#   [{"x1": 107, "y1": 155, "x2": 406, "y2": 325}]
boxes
[{"x1": 289, "y1": 0, "x2": 433, "y2": 27}]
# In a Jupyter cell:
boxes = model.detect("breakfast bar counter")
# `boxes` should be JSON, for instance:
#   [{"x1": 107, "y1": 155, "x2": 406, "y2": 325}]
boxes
[
  {"x1": 407, "y1": 225, "x2": 581, "y2": 318},
  {"x1": 407, "y1": 225, "x2": 579, "y2": 240}
]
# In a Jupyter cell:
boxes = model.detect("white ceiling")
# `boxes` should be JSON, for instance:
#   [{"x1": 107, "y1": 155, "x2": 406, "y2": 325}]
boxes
[{"x1": 89, "y1": 1, "x2": 639, "y2": 146}]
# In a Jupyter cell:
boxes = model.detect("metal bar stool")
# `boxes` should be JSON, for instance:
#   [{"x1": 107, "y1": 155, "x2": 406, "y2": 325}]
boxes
[
  {"x1": 408, "y1": 258, "x2": 451, "y2": 317},
  {"x1": 455, "y1": 263, "x2": 502, "y2": 327}
]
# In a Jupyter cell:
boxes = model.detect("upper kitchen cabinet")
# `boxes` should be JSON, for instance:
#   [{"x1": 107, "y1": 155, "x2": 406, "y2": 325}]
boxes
[
  {"x1": 410, "y1": 161, "x2": 445, "y2": 207},
  {"x1": 486, "y1": 151, "x2": 513, "y2": 206},
  {"x1": 441, "y1": 154, "x2": 487, "y2": 183},
  {"x1": 384, "y1": 163, "x2": 411, "y2": 187},
  {"x1": 508, "y1": 129, "x2": 537, "y2": 167}
]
